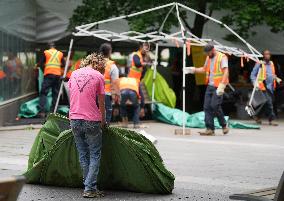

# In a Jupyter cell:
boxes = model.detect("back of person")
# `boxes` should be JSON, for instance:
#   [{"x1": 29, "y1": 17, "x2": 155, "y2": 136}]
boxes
[
  {"x1": 69, "y1": 66, "x2": 105, "y2": 121},
  {"x1": 44, "y1": 48, "x2": 63, "y2": 76}
]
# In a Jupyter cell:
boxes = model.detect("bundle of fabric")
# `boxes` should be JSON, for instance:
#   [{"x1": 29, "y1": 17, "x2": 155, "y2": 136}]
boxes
[
  {"x1": 143, "y1": 69, "x2": 176, "y2": 108},
  {"x1": 153, "y1": 103, "x2": 260, "y2": 129},
  {"x1": 24, "y1": 114, "x2": 175, "y2": 194}
]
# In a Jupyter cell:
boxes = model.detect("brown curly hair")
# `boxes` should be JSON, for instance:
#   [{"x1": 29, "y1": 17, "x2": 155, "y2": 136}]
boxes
[{"x1": 80, "y1": 52, "x2": 106, "y2": 74}]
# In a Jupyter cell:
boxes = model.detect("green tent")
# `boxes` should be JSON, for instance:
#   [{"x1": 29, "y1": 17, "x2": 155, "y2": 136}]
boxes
[
  {"x1": 24, "y1": 114, "x2": 175, "y2": 194},
  {"x1": 143, "y1": 69, "x2": 176, "y2": 108}
]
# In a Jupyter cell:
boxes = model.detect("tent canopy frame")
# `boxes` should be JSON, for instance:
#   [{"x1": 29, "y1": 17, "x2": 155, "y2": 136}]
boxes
[{"x1": 55, "y1": 2, "x2": 262, "y2": 135}]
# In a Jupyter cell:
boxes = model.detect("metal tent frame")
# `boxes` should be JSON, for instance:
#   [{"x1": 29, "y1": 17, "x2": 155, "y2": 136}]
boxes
[{"x1": 54, "y1": 2, "x2": 262, "y2": 135}]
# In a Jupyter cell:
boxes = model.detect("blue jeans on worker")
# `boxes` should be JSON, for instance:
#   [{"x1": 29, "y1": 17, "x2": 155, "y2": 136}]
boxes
[
  {"x1": 120, "y1": 89, "x2": 140, "y2": 124},
  {"x1": 203, "y1": 85, "x2": 227, "y2": 130},
  {"x1": 105, "y1": 95, "x2": 112, "y2": 124},
  {"x1": 70, "y1": 119, "x2": 102, "y2": 192},
  {"x1": 259, "y1": 90, "x2": 276, "y2": 121}
]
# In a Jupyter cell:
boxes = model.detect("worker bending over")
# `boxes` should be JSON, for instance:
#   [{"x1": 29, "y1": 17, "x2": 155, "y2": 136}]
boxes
[
  {"x1": 128, "y1": 42, "x2": 151, "y2": 117},
  {"x1": 38, "y1": 42, "x2": 65, "y2": 117},
  {"x1": 69, "y1": 53, "x2": 106, "y2": 198},
  {"x1": 119, "y1": 77, "x2": 141, "y2": 128},
  {"x1": 250, "y1": 49, "x2": 281, "y2": 126},
  {"x1": 187, "y1": 43, "x2": 229, "y2": 136},
  {"x1": 100, "y1": 43, "x2": 120, "y2": 124}
]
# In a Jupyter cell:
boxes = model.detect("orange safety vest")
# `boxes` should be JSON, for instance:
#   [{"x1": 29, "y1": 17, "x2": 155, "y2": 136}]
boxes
[
  {"x1": 0, "y1": 70, "x2": 6, "y2": 79},
  {"x1": 205, "y1": 52, "x2": 229, "y2": 87},
  {"x1": 128, "y1": 50, "x2": 144, "y2": 80},
  {"x1": 44, "y1": 48, "x2": 63, "y2": 76},
  {"x1": 66, "y1": 59, "x2": 81, "y2": 79},
  {"x1": 104, "y1": 59, "x2": 115, "y2": 93},
  {"x1": 119, "y1": 77, "x2": 140, "y2": 96},
  {"x1": 258, "y1": 61, "x2": 276, "y2": 91}
]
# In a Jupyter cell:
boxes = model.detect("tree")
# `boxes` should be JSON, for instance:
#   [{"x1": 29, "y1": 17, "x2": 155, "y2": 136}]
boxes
[{"x1": 70, "y1": 0, "x2": 284, "y2": 39}]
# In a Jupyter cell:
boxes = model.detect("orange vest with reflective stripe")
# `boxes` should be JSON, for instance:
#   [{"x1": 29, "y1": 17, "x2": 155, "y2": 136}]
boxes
[
  {"x1": 44, "y1": 48, "x2": 63, "y2": 76},
  {"x1": 66, "y1": 59, "x2": 81, "y2": 79},
  {"x1": 128, "y1": 51, "x2": 144, "y2": 80},
  {"x1": 119, "y1": 77, "x2": 139, "y2": 96},
  {"x1": 0, "y1": 70, "x2": 6, "y2": 79},
  {"x1": 258, "y1": 61, "x2": 276, "y2": 91},
  {"x1": 104, "y1": 59, "x2": 115, "y2": 93},
  {"x1": 205, "y1": 52, "x2": 228, "y2": 87}
]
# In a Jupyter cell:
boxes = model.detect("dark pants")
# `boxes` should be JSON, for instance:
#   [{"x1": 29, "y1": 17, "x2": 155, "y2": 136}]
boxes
[
  {"x1": 105, "y1": 95, "x2": 112, "y2": 124},
  {"x1": 39, "y1": 74, "x2": 60, "y2": 113},
  {"x1": 204, "y1": 85, "x2": 227, "y2": 130},
  {"x1": 120, "y1": 89, "x2": 140, "y2": 124},
  {"x1": 259, "y1": 90, "x2": 276, "y2": 121}
]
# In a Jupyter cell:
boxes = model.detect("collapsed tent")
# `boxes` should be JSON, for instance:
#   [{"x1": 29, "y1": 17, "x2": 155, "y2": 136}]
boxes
[
  {"x1": 143, "y1": 69, "x2": 176, "y2": 108},
  {"x1": 24, "y1": 114, "x2": 175, "y2": 194},
  {"x1": 153, "y1": 103, "x2": 259, "y2": 129}
]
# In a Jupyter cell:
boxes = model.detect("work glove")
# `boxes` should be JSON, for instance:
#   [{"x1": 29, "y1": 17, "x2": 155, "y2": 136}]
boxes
[
  {"x1": 216, "y1": 83, "x2": 226, "y2": 96},
  {"x1": 274, "y1": 76, "x2": 282, "y2": 84},
  {"x1": 184, "y1": 67, "x2": 196, "y2": 74}
]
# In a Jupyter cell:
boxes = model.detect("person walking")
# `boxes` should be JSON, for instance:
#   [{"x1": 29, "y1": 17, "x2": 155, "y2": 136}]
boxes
[
  {"x1": 187, "y1": 43, "x2": 229, "y2": 136},
  {"x1": 250, "y1": 49, "x2": 281, "y2": 126},
  {"x1": 38, "y1": 42, "x2": 65, "y2": 117},
  {"x1": 119, "y1": 77, "x2": 140, "y2": 128},
  {"x1": 69, "y1": 52, "x2": 106, "y2": 198},
  {"x1": 99, "y1": 43, "x2": 120, "y2": 124}
]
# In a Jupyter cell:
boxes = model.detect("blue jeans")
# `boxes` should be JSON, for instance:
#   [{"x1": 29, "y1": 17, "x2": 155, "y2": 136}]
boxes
[
  {"x1": 105, "y1": 95, "x2": 112, "y2": 124},
  {"x1": 120, "y1": 89, "x2": 140, "y2": 124},
  {"x1": 203, "y1": 85, "x2": 227, "y2": 130},
  {"x1": 70, "y1": 119, "x2": 102, "y2": 192}
]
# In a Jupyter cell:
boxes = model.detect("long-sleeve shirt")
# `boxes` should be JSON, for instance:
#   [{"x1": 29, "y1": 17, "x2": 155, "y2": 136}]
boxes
[
  {"x1": 250, "y1": 61, "x2": 274, "y2": 93},
  {"x1": 38, "y1": 53, "x2": 66, "y2": 72},
  {"x1": 132, "y1": 54, "x2": 143, "y2": 68}
]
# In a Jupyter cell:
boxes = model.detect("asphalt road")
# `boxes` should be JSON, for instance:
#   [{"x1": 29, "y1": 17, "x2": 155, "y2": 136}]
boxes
[{"x1": 0, "y1": 120, "x2": 284, "y2": 201}]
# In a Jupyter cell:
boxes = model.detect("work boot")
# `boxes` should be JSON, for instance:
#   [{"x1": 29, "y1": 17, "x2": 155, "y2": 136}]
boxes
[
  {"x1": 83, "y1": 190, "x2": 104, "y2": 198},
  {"x1": 121, "y1": 117, "x2": 128, "y2": 128},
  {"x1": 269, "y1": 121, "x2": 278, "y2": 126},
  {"x1": 199, "y1": 129, "x2": 215, "y2": 136},
  {"x1": 222, "y1": 126, "x2": 229, "y2": 135},
  {"x1": 253, "y1": 116, "x2": 262, "y2": 124}
]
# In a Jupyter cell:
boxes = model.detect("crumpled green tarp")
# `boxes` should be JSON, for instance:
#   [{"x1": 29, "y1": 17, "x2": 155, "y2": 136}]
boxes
[
  {"x1": 143, "y1": 69, "x2": 176, "y2": 108},
  {"x1": 24, "y1": 114, "x2": 175, "y2": 194},
  {"x1": 153, "y1": 103, "x2": 260, "y2": 129}
]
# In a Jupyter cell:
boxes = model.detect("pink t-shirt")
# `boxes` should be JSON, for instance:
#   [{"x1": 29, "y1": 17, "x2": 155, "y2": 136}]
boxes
[{"x1": 68, "y1": 66, "x2": 105, "y2": 121}]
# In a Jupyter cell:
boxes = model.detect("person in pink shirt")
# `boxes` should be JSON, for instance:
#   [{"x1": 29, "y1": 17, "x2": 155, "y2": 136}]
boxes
[{"x1": 68, "y1": 52, "x2": 106, "y2": 198}]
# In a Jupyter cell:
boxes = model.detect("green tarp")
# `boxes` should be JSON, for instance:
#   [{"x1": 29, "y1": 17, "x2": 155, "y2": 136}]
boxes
[
  {"x1": 153, "y1": 103, "x2": 260, "y2": 129},
  {"x1": 143, "y1": 69, "x2": 176, "y2": 108},
  {"x1": 24, "y1": 114, "x2": 175, "y2": 194}
]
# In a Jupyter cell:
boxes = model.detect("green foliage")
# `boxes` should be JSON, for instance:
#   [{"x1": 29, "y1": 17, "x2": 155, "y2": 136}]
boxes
[{"x1": 69, "y1": 0, "x2": 284, "y2": 39}]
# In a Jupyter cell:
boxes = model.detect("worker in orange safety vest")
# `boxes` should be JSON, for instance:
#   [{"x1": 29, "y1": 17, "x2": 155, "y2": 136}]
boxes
[
  {"x1": 119, "y1": 76, "x2": 140, "y2": 128},
  {"x1": 186, "y1": 43, "x2": 229, "y2": 136},
  {"x1": 99, "y1": 43, "x2": 120, "y2": 124},
  {"x1": 38, "y1": 42, "x2": 65, "y2": 118},
  {"x1": 128, "y1": 42, "x2": 151, "y2": 118},
  {"x1": 250, "y1": 49, "x2": 282, "y2": 126}
]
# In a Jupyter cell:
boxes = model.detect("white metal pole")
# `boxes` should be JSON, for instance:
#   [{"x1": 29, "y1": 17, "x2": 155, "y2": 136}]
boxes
[
  {"x1": 151, "y1": 43, "x2": 159, "y2": 110},
  {"x1": 182, "y1": 40, "x2": 186, "y2": 135},
  {"x1": 53, "y1": 38, "x2": 74, "y2": 113}
]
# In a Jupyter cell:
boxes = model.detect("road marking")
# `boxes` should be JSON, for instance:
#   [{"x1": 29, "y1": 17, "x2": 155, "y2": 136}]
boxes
[{"x1": 158, "y1": 137, "x2": 284, "y2": 149}]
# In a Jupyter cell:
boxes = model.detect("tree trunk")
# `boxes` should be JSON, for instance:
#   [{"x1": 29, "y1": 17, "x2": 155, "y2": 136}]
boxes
[{"x1": 192, "y1": 0, "x2": 207, "y2": 37}]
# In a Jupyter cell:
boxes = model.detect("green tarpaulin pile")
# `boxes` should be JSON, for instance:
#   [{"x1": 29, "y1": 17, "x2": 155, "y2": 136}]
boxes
[
  {"x1": 143, "y1": 69, "x2": 176, "y2": 108},
  {"x1": 153, "y1": 103, "x2": 260, "y2": 129},
  {"x1": 24, "y1": 114, "x2": 175, "y2": 194}
]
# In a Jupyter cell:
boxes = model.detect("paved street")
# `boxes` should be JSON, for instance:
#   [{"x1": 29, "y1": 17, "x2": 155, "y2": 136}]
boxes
[{"x1": 0, "y1": 121, "x2": 284, "y2": 201}]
